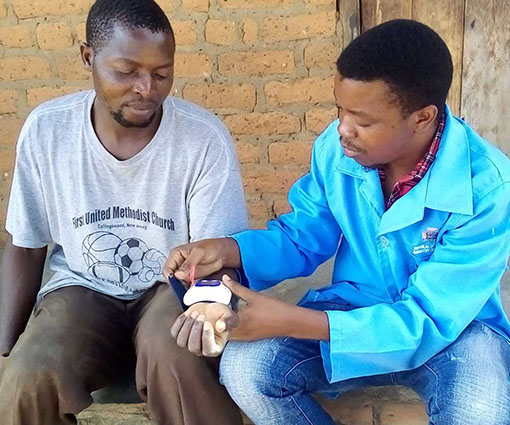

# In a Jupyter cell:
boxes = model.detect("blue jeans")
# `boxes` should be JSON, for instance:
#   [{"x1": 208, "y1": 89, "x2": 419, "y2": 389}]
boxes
[{"x1": 220, "y1": 307, "x2": 510, "y2": 425}]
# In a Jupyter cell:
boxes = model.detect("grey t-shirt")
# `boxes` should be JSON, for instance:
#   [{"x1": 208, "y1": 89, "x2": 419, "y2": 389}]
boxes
[{"x1": 6, "y1": 90, "x2": 248, "y2": 300}]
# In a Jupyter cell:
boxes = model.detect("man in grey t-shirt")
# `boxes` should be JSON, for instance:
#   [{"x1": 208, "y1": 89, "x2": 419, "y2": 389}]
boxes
[{"x1": 0, "y1": 1, "x2": 246, "y2": 424}]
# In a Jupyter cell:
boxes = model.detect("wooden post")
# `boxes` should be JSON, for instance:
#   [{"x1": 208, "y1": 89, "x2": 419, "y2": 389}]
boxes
[{"x1": 461, "y1": 0, "x2": 510, "y2": 153}]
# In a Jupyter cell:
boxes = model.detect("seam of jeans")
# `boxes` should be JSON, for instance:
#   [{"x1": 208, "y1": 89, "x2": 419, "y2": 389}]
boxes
[
  {"x1": 477, "y1": 321, "x2": 510, "y2": 348},
  {"x1": 290, "y1": 395, "x2": 315, "y2": 425},
  {"x1": 281, "y1": 355, "x2": 322, "y2": 397},
  {"x1": 423, "y1": 363, "x2": 440, "y2": 418}
]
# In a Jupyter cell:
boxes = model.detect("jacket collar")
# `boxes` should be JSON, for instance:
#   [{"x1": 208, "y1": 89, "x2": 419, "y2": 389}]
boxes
[{"x1": 335, "y1": 105, "x2": 474, "y2": 234}]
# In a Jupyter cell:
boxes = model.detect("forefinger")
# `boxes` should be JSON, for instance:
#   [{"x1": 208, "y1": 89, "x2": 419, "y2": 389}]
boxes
[
  {"x1": 163, "y1": 248, "x2": 188, "y2": 279},
  {"x1": 170, "y1": 312, "x2": 188, "y2": 339},
  {"x1": 202, "y1": 321, "x2": 222, "y2": 357}
]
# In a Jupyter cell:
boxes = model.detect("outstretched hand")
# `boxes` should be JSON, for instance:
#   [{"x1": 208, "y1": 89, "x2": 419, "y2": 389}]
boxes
[
  {"x1": 170, "y1": 275, "x2": 329, "y2": 357},
  {"x1": 170, "y1": 301, "x2": 238, "y2": 357},
  {"x1": 220, "y1": 275, "x2": 297, "y2": 341}
]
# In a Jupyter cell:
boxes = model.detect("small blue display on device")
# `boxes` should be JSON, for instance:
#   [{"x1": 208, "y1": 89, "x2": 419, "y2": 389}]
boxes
[{"x1": 195, "y1": 280, "x2": 222, "y2": 287}]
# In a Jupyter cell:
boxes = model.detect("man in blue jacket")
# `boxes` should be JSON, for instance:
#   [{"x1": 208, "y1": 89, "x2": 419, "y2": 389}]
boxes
[{"x1": 166, "y1": 20, "x2": 510, "y2": 424}]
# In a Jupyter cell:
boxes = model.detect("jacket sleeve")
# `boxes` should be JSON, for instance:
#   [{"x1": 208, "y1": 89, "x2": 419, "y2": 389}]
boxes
[
  {"x1": 232, "y1": 128, "x2": 342, "y2": 290},
  {"x1": 322, "y1": 182, "x2": 510, "y2": 382}
]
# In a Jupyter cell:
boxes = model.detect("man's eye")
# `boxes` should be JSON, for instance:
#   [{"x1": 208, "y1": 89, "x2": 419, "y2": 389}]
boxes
[
  {"x1": 155, "y1": 73, "x2": 168, "y2": 80},
  {"x1": 117, "y1": 70, "x2": 134, "y2": 76}
]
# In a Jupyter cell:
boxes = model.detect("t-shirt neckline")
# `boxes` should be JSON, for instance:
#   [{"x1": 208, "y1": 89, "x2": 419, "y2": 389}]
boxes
[{"x1": 84, "y1": 91, "x2": 173, "y2": 167}]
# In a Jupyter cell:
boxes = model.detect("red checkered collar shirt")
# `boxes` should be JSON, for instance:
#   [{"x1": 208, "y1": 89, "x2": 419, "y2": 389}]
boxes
[{"x1": 378, "y1": 110, "x2": 446, "y2": 210}]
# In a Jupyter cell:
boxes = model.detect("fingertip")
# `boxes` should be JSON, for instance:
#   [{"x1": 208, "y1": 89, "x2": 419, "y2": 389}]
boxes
[
  {"x1": 216, "y1": 320, "x2": 226, "y2": 333},
  {"x1": 175, "y1": 270, "x2": 186, "y2": 280},
  {"x1": 203, "y1": 321, "x2": 213, "y2": 332}
]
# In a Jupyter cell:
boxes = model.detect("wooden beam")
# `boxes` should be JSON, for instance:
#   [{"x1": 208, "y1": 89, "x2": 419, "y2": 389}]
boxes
[
  {"x1": 461, "y1": 0, "x2": 510, "y2": 153},
  {"x1": 338, "y1": 0, "x2": 361, "y2": 48},
  {"x1": 361, "y1": 0, "x2": 412, "y2": 32},
  {"x1": 412, "y1": 0, "x2": 465, "y2": 115}
]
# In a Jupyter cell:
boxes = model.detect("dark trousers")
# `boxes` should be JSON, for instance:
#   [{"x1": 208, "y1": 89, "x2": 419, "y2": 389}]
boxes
[{"x1": 0, "y1": 283, "x2": 242, "y2": 425}]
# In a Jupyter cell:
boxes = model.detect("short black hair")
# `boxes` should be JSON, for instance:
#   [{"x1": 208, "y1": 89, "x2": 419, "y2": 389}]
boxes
[
  {"x1": 86, "y1": 0, "x2": 174, "y2": 52},
  {"x1": 336, "y1": 19, "x2": 453, "y2": 115}
]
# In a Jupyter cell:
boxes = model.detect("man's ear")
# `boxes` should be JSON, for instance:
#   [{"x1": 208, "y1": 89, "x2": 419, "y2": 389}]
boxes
[
  {"x1": 412, "y1": 105, "x2": 439, "y2": 133},
  {"x1": 80, "y1": 42, "x2": 94, "y2": 72}
]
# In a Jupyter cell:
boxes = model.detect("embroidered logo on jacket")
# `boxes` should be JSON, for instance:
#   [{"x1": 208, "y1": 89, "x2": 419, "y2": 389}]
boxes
[{"x1": 413, "y1": 227, "x2": 438, "y2": 255}]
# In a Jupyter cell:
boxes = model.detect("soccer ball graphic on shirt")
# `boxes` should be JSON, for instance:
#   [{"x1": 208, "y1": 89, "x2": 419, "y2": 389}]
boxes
[
  {"x1": 114, "y1": 238, "x2": 148, "y2": 275},
  {"x1": 82, "y1": 231, "x2": 166, "y2": 284}
]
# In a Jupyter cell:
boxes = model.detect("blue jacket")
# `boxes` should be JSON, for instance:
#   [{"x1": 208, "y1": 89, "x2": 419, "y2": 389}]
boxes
[{"x1": 233, "y1": 107, "x2": 510, "y2": 382}]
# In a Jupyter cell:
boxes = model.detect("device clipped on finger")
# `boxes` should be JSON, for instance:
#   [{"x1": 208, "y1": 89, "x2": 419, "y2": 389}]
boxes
[{"x1": 183, "y1": 279, "x2": 232, "y2": 307}]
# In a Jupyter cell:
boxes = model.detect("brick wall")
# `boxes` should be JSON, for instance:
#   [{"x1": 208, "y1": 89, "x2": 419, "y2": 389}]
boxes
[{"x1": 0, "y1": 0, "x2": 342, "y2": 244}]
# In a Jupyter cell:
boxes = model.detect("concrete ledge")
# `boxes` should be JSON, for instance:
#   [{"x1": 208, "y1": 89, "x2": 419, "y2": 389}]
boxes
[{"x1": 79, "y1": 388, "x2": 427, "y2": 425}]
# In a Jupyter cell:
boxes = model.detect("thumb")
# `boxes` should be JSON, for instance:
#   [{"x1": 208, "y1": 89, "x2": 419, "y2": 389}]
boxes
[
  {"x1": 215, "y1": 308, "x2": 239, "y2": 333},
  {"x1": 222, "y1": 274, "x2": 255, "y2": 303},
  {"x1": 174, "y1": 258, "x2": 194, "y2": 281}
]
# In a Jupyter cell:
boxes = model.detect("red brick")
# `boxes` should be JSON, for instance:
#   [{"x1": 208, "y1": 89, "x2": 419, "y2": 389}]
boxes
[
  {"x1": 304, "y1": 42, "x2": 339, "y2": 70},
  {"x1": 0, "y1": 146, "x2": 15, "y2": 173},
  {"x1": 0, "y1": 173, "x2": 14, "y2": 210},
  {"x1": 218, "y1": 51, "x2": 294, "y2": 77},
  {"x1": 242, "y1": 19, "x2": 258, "y2": 43},
  {"x1": 12, "y1": 0, "x2": 94, "y2": 18},
  {"x1": 0, "y1": 90, "x2": 19, "y2": 114},
  {"x1": 217, "y1": 0, "x2": 292, "y2": 8},
  {"x1": 224, "y1": 112, "x2": 300, "y2": 135},
  {"x1": 305, "y1": 107, "x2": 337, "y2": 133},
  {"x1": 173, "y1": 21, "x2": 197, "y2": 46},
  {"x1": 205, "y1": 19, "x2": 237, "y2": 45},
  {"x1": 183, "y1": 83, "x2": 256, "y2": 110},
  {"x1": 174, "y1": 53, "x2": 212, "y2": 78},
  {"x1": 272, "y1": 196, "x2": 291, "y2": 216},
  {"x1": 76, "y1": 22, "x2": 86, "y2": 43},
  {"x1": 0, "y1": 56, "x2": 51, "y2": 82},
  {"x1": 242, "y1": 168, "x2": 304, "y2": 194},
  {"x1": 0, "y1": 2, "x2": 7, "y2": 19},
  {"x1": 269, "y1": 140, "x2": 313, "y2": 165},
  {"x1": 265, "y1": 78, "x2": 334, "y2": 105},
  {"x1": 304, "y1": 0, "x2": 336, "y2": 4},
  {"x1": 26, "y1": 86, "x2": 88, "y2": 108},
  {"x1": 36, "y1": 23, "x2": 73, "y2": 50},
  {"x1": 247, "y1": 198, "x2": 269, "y2": 221},
  {"x1": 56, "y1": 55, "x2": 91, "y2": 80},
  {"x1": 0, "y1": 117, "x2": 23, "y2": 175},
  {"x1": 182, "y1": 0, "x2": 209, "y2": 12},
  {"x1": 155, "y1": 0, "x2": 176, "y2": 13},
  {"x1": 235, "y1": 141, "x2": 260, "y2": 164},
  {"x1": 0, "y1": 117, "x2": 23, "y2": 148},
  {"x1": 0, "y1": 25, "x2": 33, "y2": 48},
  {"x1": 263, "y1": 11, "x2": 337, "y2": 41}
]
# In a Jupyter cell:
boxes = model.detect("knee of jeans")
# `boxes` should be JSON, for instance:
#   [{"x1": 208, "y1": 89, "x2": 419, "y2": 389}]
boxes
[
  {"x1": 220, "y1": 340, "x2": 286, "y2": 403},
  {"x1": 434, "y1": 387, "x2": 510, "y2": 425},
  {"x1": 431, "y1": 329, "x2": 510, "y2": 425}
]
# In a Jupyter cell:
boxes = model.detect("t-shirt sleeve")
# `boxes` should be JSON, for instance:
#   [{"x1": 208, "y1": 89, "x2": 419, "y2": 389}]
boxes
[
  {"x1": 187, "y1": 122, "x2": 249, "y2": 241},
  {"x1": 5, "y1": 115, "x2": 52, "y2": 248}
]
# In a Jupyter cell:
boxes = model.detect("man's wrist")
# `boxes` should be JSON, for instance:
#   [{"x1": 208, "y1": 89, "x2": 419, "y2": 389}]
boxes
[
  {"x1": 285, "y1": 306, "x2": 330, "y2": 341},
  {"x1": 222, "y1": 237, "x2": 242, "y2": 269}
]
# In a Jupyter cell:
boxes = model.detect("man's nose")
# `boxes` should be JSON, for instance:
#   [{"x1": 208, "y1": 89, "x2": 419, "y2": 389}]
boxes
[
  {"x1": 133, "y1": 73, "x2": 153, "y2": 96},
  {"x1": 337, "y1": 118, "x2": 357, "y2": 140}
]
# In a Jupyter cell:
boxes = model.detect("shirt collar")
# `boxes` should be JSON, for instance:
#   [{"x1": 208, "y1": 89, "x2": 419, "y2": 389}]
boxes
[
  {"x1": 423, "y1": 105, "x2": 473, "y2": 215},
  {"x1": 336, "y1": 105, "x2": 474, "y2": 217}
]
